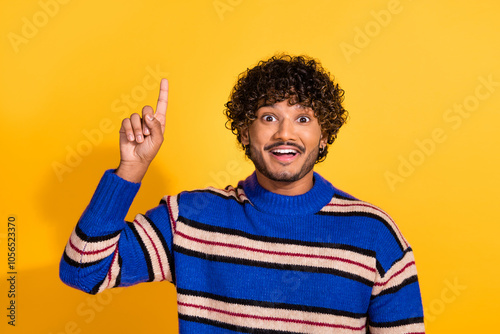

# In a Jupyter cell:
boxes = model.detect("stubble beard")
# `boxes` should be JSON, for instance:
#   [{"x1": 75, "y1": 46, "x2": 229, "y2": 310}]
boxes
[{"x1": 248, "y1": 142, "x2": 319, "y2": 183}]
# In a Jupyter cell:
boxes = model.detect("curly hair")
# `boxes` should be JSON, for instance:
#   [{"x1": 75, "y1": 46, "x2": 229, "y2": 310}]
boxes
[{"x1": 224, "y1": 54, "x2": 348, "y2": 163}]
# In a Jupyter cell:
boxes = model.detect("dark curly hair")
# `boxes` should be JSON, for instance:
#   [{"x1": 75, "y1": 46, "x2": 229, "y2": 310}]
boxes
[{"x1": 224, "y1": 54, "x2": 348, "y2": 163}]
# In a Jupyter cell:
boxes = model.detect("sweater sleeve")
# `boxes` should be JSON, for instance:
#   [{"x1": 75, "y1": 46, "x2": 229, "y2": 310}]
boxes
[
  {"x1": 368, "y1": 246, "x2": 425, "y2": 333},
  {"x1": 59, "y1": 169, "x2": 177, "y2": 294}
]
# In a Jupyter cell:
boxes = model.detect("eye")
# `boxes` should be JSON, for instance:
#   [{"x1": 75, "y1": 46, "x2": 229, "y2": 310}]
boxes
[
  {"x1": 297, "y1": 116, "x2": 310, "y2": 123},
  {"x1": 263, "y1": 115, "x2": 276, "y2": 122}
]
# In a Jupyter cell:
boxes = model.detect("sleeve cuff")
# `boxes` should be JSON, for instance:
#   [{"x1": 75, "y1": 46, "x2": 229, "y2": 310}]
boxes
[{"x1": 77, "y1": 169, "x2": 141, "y2": 235}]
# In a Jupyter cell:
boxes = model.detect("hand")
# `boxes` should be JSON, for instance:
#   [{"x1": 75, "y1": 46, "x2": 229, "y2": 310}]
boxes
[{"x1": 115, "y1": 78, "x2": 169, "y2": 182}]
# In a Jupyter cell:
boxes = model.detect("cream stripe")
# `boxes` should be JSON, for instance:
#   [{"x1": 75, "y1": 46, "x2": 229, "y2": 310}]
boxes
[
  {"x1": 162, "y1": 195, "x2": 179, "y2": 235},
  {"x1": 133, "y1": 215, "x2": 172, "y2": 282},
  {"x1": 97, "y1": 250, "x2": 121, "y2": 293},
  {"x1": 203, "y1": 186, "x2": 249, "y2": 204},
  {"x1": 178, "y1": 293, "x2": 367, "y2": 334},
  {"x1": 323, "y1": 198, "x2": 408, "y2": 249},
  {"x1": 65, "y1": 240, "x2": 117, "y2": 264},
  {"x1": 372, "y1": 252, "x2": 418, "y2": 296},
  {"x1": 177, "y1": 221, "x2": 375, "y2": 267},
  {"x1": 176, "y1": 221, "x2": 376, "y2": 281},
  {"x1": 369, "y1": 321, "x2": 425, "y2": 334},
  {"x1": 69, "y1": 229, "x2": 120, "y2": 253}
]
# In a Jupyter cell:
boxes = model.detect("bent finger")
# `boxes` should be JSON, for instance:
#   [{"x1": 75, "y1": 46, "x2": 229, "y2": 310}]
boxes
[
  {"x1": 144, "y1": 112, "x2": 164, "y2": 146},
  {"x1": 130, "y1": 113, "x2": 144, "y2": 143},
  {"x1": 142, "y1": 105, "x2": 154, "y2": 135},
  {"x1": 120, "y1": 118, "x2": 135, "y2": 142}
]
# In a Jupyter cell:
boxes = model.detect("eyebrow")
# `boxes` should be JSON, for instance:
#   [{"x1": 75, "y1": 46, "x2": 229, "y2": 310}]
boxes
[{"x1": 260, "y1": 102, "x2": 308, "y2": 109}]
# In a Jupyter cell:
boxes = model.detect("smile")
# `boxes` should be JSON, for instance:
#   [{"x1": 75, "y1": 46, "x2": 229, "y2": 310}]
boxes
[{"x1": 269, "y1": 147, "x2": 300, "y2": 162}]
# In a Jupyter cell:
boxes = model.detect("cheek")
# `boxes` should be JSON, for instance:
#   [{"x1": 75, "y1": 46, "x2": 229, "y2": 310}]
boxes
[
  {"x1": 304, "y1": 128, "x2": 323, "y2": 146},
  {"x1": 248, "y1": 127, "x2": 272, "y2": 146}
]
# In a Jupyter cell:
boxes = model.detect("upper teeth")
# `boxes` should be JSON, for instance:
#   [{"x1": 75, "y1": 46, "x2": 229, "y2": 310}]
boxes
[{"x1": 273, "y1": 149, "x2": 296, "y2": 154}]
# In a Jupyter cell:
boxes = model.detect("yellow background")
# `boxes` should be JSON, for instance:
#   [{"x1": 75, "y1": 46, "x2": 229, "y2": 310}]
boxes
[{"x1": 1, "y1": 0, "x2": 499, "y2": 333}]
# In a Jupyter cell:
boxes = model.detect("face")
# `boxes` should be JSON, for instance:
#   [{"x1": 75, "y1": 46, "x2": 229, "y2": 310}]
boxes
[{"x1": 241, "y1": 100, "x2": 327, "y2": 185}]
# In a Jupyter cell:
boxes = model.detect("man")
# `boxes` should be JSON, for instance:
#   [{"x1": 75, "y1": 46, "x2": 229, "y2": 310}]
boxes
[{"x1": 60, "y1": 55, "x2": 425, "y2": 333}]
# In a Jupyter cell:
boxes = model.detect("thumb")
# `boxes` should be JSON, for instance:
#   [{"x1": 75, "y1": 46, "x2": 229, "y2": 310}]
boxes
[{"x1": 144, "y1": 113, "x2": 164, "y2": 146}]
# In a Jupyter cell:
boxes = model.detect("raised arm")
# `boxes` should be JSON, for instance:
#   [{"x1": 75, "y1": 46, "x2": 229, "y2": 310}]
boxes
[
  {"x1": 116, "y1": 78, "x2": 169, "y2": 182},
  {"x1": 59, "y1": 79, "x2": 176, "y2": 294}
]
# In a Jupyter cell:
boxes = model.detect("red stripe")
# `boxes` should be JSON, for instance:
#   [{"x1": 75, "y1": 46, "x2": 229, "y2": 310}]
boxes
[
  {"x1": 166, "y1": 196, "x2": 177, "y2": 230},
  {"x1": 176, "y1": 231, "x2": 375, "y2": 272},
  {"x1": 69, "y1": 238, "x2": 115, "y2": 255},
  {"x1": 105, "y1": 249, "x2": 119, "y2": 289},
  {"x1": 374, "y1": 261, "x2": 416, "y2": 287},
  {"x1": 134, "y1": 219, "x2": 166, "y2": 280},
  {"x1": 326, "y1": 202, "x2": 408, "y2": 248},
  {"x1": 178, "y1": 302, "x2": 365, "y2": 330},
  {"x1": 225, "y1": 187, "x2": 247, "y2": 201}
]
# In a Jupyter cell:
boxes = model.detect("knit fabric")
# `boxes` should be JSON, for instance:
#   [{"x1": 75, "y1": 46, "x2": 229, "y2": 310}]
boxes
[{"x1": 60, "y1": 169, "x2": 425, "y2": 333}]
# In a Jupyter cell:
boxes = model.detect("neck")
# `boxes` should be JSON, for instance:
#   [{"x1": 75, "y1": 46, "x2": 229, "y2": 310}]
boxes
[{"x1": 254, "y1": 169, "x2": 315, "y2": 196}]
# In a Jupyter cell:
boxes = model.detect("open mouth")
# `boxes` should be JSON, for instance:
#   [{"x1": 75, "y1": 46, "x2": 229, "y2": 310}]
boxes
[{"x1": 270, "y1": 148, "x2": 299, "y2": 161}]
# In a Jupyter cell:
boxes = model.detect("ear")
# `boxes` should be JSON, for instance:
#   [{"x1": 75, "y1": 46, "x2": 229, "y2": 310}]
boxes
[
  {"x1": 319, "y1": 133, "x2": 328, "y2": 150},
  {"x1": 240, "y1": 127, "x2": 250, "y2": 146}
]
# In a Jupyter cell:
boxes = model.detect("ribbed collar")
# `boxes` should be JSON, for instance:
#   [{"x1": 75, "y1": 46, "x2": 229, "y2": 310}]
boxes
[{"x1": 241, "y1": 172, "x2": 335, "y2": 216}]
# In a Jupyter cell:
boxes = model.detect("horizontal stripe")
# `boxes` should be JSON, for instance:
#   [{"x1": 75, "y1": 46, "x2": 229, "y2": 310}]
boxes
[
  {"x1": 175, "y1": 220, "x2": 376, "y2": 285},
  {"x1": 174, "y1": 245, "x2": 374, "y2": 287},
  {"x1": 175, "y1": 252, "x2": 373, "y2": 313},
  {"x1": 374, "y1": 276, "x2": 419, "y2": 298},
  {"x1": 75, "y1": 225, "x2": 120, "y2": 242},
  {"x1": 369, "y1": 317, "x2": 425, "y2": 334},
  {"x1": 317, "y1": 211, "x2": 405, "y2": 252},
  {"x1": 65, "y1": 226, "x2": 120, "y2": 266},
  {"x1": 178, "y1": 216, "x2": 375, "y2": 258},
  {"x1": 178, "y1": 314, "x2": 299, "y2": 334},
  {"x1": 177, "y1": 230, "x2": 374, "y2": 272},
  {"x1": 177, "y1": 292, "x2": 367, "y2": 333},
  {"x1": 372, "y1": 250, "x2": 418, "y2": 298},
  {"x1": 319, "y1": 198, "x2": 408, "y2": 251},
  {"x1": 370, "y1": 316, "x2": 424, "y2": 327},
  {"x1": 63, "y1": 252, "x2": 104, "y2": 268},
  {"x1": 69, "y1": 239, "x2": 115, "y2": 256},
  {"x1": 177, "y1": 288, "x2": 367, "y2": 318},
  {"x1": 374, "y1": 261, "x2": 415, "y2": 287},
  {"x1": 179, "y1": 302, "x2": 360, "y2": 329}
]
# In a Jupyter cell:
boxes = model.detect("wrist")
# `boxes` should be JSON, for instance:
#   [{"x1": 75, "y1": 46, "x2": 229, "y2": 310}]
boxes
[{"x1": 114, "y1": 161, "x2": 149, "y2": 183}]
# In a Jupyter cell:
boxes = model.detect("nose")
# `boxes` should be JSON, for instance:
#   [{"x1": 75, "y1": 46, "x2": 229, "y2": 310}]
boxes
[{"x1": 274, "y1": 118, "x2": 296, "y2": 142}]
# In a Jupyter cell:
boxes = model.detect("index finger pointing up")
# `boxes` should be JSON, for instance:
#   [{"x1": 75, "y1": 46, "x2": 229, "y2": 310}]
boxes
[{"x1": 155, "y1": 78, "x2": 169, "y2": 130}]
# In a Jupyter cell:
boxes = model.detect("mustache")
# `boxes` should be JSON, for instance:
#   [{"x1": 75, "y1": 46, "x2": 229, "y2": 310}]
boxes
[{"x1": 264, "y1": 141, "x2": 305, "y2": 153}]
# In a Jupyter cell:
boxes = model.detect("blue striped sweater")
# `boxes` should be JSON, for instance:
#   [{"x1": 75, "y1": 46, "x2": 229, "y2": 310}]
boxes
[{"x1": 59, "y1": 169, "x2": 425, "y2": 333}]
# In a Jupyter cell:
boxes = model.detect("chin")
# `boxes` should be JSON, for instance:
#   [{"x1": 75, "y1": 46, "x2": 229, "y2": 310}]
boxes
[{"x1": 249, "y1": 145, "x2": 318, "y2": 184}]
